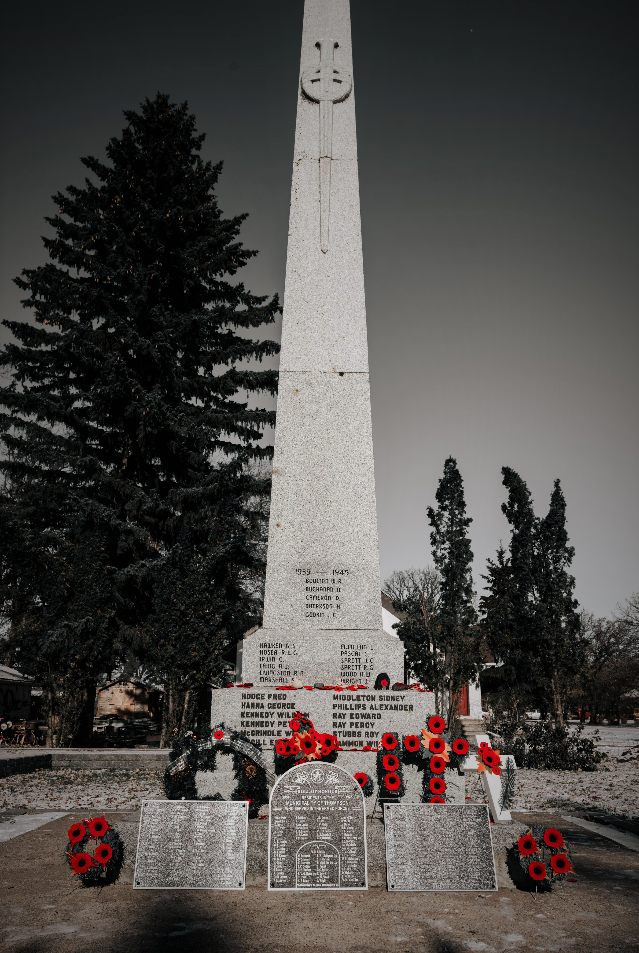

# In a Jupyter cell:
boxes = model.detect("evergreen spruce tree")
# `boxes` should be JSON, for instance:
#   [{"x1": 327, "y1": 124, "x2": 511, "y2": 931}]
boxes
[
  {"x1": 424, "y1": 458, "x2": 480, "y2": 727},
  {"x1": 480, "y1": 468, "x2": 582, "y2": 726},
  {"x1": 535, "y1": 479, "x2": 582, "y2": 726},
  {"x1": 0, "y1": 94, "x2": 280, "y2": 744}
]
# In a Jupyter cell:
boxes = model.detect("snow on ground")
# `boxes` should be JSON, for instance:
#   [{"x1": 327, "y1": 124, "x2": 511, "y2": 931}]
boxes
[
  {"x1": 0, "y1": 767, "x2": 164, "y2": 811},
  {"x1": 1, "y1": 727, "x2": 638, "y2": 819}
]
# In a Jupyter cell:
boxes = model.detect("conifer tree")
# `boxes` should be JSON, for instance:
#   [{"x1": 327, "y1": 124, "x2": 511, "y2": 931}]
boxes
[
  {"x1": 480, "y1": 468, "x2": 582, "y2": 725},
  {"x1": 0, "y1": 94, "x2": 280, "y2": 743},
  {"x1": 423, "y1": 458, "x2": 480, "y2": 727}
]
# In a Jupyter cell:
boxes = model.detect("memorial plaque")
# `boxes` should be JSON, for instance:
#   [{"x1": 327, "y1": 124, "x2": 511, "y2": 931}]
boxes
[
  {"x1": 269, "y1": 762, "x2": 367, "y2": 890},
  {"x1": 134, "y1": 800, "x2": 249, "y2": 890},
  {"x1": 384, "y1": 804, "x2": 497, "y2": 892},
  {"x1": 211, "y1": 687, "x2": 435, "y2": 750}
]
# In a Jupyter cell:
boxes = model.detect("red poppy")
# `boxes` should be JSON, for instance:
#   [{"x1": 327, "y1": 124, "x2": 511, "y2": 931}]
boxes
[
  {"x1": 67, "y1": 852, "x2": 96, "y2": 873},
  {"x1": 298, "y1": 733, "x2": 320, "y2": 756},
  {"x1": 289, "y1": 719, "x2": 300, "y2": 731},
  {"x1": 452, "y1": 738, "x2": 469, "y2": 756},
  {"x1": 429, "y1": 737, "x2": 446, "y2": 754},
  {"x1": 528, "y1": 861, "x2": 547, "y2": 881},
  {"x1": 482, "y1": 749, "x2": 500, "y2": 769},
  {"x1": 384, "y1": 772, "x2": 402, "y2": 792},
  {"x1": 429, "y1": 756, "x2": 446, "y2": 774},
  {"x1": 550, "y1": 853, "x2": 572, "y2": 875},
  {"x1": 319, "y1": 734, "x2": 338, "y2": 756},
  {"x1": 93, "y1": 843, "x2": 113, "y2": 866},
  {"x1": 213, "y1": 730, "x2": 224, "y2": 740},
  {"x1": 304, "y1": 686, "x2": 313, "y2": 690},
  {"x1": 354, "y1": 772, "x2": 369, "y2": 788},
  {"x1": 543, "y1": 828, "x2": 565, "y2": 850},
  {"x1": 429, "y1": 777, "x2": 446, "y2": 795},
  {"x1": 67, "y1": 822, "x2": 86, "y2": 846},
  {"x1": 382, "y1": 754, "x2": 400, "y2": 772},
  {"x1": 478, "y1": 741, "x2": 489, "y2": 751},
  {"x1": 517, "y1": 834, "x2": 538, "y2": 857},
  {"x1": 275, "y1": 739, "x2": 291, "y2": 756},
  {"x1": 428, "y1": 715, "x2": 446, "y2": 734},
  {"x1": 380, "y1": 679, "x2": 389, "y2": 688},
  {"x1": 334, "y1": 686, "x2": 344, "y2": 692},
  {"x1": 430, "y1": 795, "x2": 445, "y2": 803},
  {"x1": 381, "y1": 733, "x2": 399, "y2": 750},
  {"x1": 86, "y1": 816, "x2": 112, "y2": 839},
  {"x1": 492, "y1": 766, "x2": 501, "y2": 775},
  {"x1": 404, "y1": 735, "x2": 420, "y2": 753}
]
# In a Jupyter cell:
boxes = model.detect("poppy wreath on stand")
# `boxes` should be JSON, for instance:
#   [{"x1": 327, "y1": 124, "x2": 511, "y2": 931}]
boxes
[
  {"x1": 163, "y1": 724, "x2": 271, "y2": 818},
  {"x1": 274, "y1": 712, "x2": 339, "y2": 774},
  {"x1": 65, "y1": 815, "x2": 123, "y2": 887},
  {"x1": 514, "y1": 825, "x2": 574, "y2": 891},
  {"x1": 377, "y1": 732, "x2": 406, "y2": 798},
  {"x1": 419, "y1": 717, "x2": 452, "y2": 803}
]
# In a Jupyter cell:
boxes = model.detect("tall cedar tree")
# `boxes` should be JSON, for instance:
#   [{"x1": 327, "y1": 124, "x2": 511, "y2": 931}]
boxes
[
  {"x1": 480, "y1": 468, "x2": 582, "y2": 726},
  {"x1": 424, "y1": 458, "x2": 480, "y2": 728},
  {"x1": 0, "y1": 95, "x2": 280, "y2": 745}
]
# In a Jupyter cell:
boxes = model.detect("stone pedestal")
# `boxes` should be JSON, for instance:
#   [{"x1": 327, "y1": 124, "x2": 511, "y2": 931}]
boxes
[{"x1": 237, "y1": 630, "x2": 404, "y2": 687}]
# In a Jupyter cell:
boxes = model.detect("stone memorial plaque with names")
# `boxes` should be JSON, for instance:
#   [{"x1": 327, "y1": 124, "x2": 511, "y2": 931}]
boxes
[
  {"x1": 211, "y1": 688, "x2": 435, "y2": 749},
  {"x1": 269, "y1": 762, "x2": 367, "y2": 890},
  {"x1": 384, "y1": 804, "x2": 497, "y2": 892},
  {"x1": 134, "y1": 800, "x2": 249, "y2": 890}
]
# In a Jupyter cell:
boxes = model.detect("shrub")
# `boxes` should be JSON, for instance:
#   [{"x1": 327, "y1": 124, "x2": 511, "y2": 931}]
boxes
[{"x1": 492, "y1": 720, "x2": 605, "y2": 771}]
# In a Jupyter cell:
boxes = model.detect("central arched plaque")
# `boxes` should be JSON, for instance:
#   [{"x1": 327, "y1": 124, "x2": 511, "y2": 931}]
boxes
[{"x1": 268, "y1": 762, "x2": 367, "y2": 890}]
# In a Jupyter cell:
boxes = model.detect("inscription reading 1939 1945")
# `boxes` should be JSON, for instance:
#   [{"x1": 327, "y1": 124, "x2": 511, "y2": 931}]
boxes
[{"x1": 296, "y1": 568, "x2": 349, "y2": 619}]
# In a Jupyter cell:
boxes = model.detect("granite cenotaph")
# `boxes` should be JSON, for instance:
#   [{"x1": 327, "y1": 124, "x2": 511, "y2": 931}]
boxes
[{"x1": 211, "y1": 0, "x2": 436, "y2": 756}]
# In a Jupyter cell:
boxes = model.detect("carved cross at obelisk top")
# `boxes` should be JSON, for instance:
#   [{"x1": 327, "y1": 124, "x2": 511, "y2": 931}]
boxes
[{"x1": 301, "y1": 38, "x2": 353, "y2": 253}]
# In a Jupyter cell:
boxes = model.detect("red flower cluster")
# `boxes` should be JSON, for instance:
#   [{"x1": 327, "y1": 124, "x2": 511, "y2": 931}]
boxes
[
  {"x1": 516, "y1": 827, "x2": 574, "y2": 888},
  {"x1": 66, "y1": 815, "x2": 116, "y2": 878},
  {"x1": 378, "y1": 732, "x2": 404, "y2": 796},
  {"x1": 274, "y1": 713, "x2": 338, "y2": 765}
]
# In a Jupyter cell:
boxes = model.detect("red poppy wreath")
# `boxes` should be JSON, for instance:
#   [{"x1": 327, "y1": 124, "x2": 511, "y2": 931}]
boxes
[
  {"x1": 65, "y1": 815, "x2": 123, "y2": 887},
  {"x1": 514, "y1": 824, "x2": 574, "y2": 891}
]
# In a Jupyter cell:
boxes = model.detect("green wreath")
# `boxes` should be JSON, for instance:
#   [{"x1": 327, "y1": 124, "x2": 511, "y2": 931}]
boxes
[{"x1": 163, "y1": 723, "x2": 274, "y2": 818}]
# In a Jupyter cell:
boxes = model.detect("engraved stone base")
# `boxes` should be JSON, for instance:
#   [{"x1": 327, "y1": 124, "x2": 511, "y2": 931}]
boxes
[
  {"x1": 237, "y1": 628, "x2": 405, "y2": 687},
  {"x1": 210, "y1": 687, "x2": 435, "y2": 751}
]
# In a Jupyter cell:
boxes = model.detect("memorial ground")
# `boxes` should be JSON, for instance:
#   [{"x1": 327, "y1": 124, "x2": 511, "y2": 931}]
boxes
[{"x1": 1, "y1": 809, "x2": 638, "y2": 953}]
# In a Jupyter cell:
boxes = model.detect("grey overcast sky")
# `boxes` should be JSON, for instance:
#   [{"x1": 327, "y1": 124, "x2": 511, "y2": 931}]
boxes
[{"x1": 1, "y1": 1, "x2": 637, "y2": 618}]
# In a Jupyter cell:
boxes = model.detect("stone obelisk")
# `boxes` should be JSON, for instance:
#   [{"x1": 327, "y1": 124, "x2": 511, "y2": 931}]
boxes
[{"x1": 238, "y1": 0, "x2": 403, "y2": 687}]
